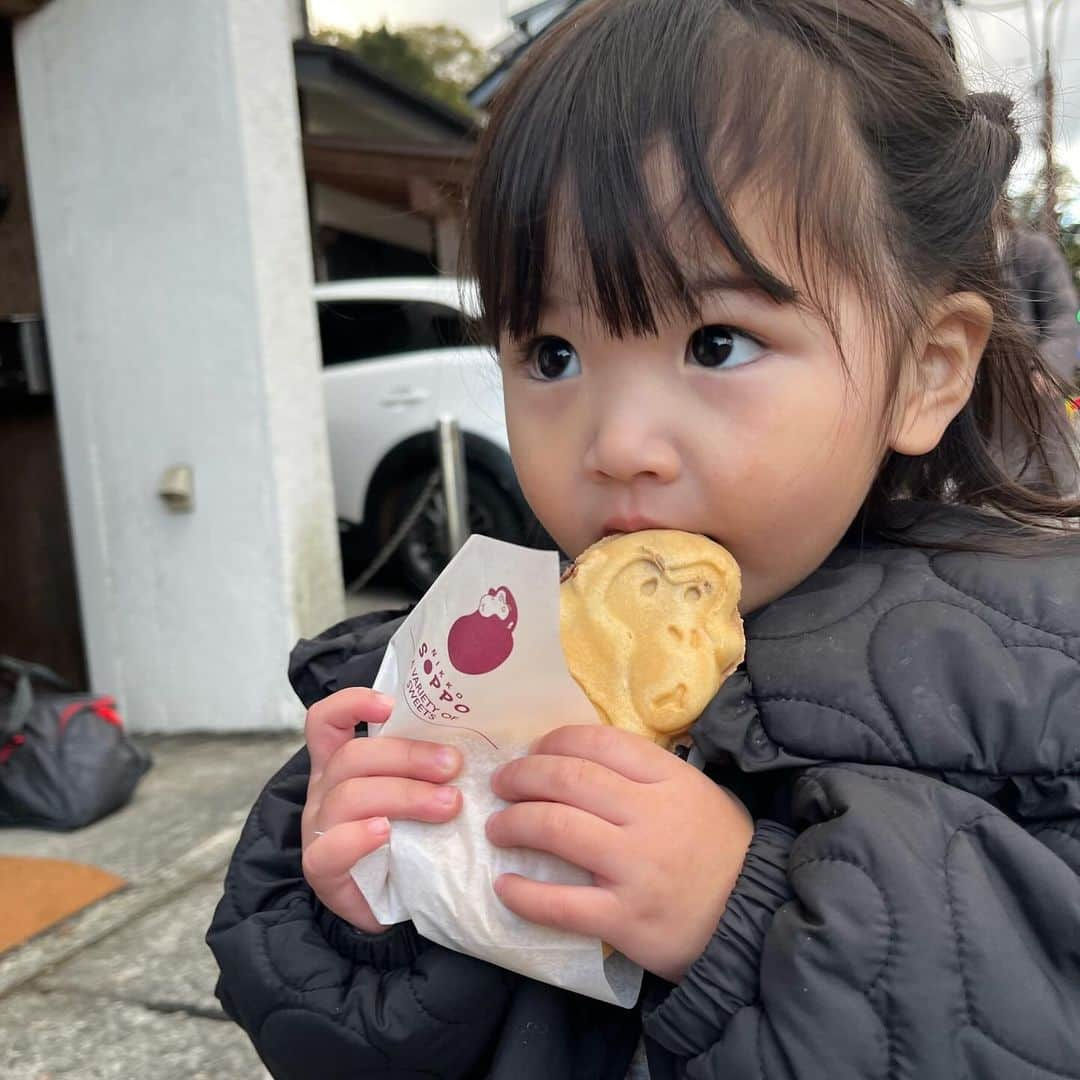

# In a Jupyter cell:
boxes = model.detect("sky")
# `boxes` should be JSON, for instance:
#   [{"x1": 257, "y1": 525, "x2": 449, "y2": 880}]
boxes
[
  {"x1": 309, "y1": 0, "x2": 510, "y2": 46},
  {"x1": 308, "y1": 0, "x2": 1080, "y2": 208}
]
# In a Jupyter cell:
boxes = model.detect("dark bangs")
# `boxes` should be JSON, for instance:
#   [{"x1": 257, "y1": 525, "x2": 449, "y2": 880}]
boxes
[{"x1": 464, "y1": 0, "x2": 880, "y2": 348}]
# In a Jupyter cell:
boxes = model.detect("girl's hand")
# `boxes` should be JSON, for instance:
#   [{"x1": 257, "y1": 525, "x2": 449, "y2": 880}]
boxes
[
  {"x1": 301, "y1": 687, "x2": 463, "y2": 933},
  {"x1": 486, "y1": 724, "x2": 753, "y2": 983}
]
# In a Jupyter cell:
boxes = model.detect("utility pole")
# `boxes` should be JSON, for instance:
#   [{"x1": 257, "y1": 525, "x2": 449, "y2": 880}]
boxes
[
  {"x1": 1038, "y1": 0, "x2": 1065, "y2": 241},
  {"x1": 1040, "y1": 47, "x2": 1058, "y2": 239}
]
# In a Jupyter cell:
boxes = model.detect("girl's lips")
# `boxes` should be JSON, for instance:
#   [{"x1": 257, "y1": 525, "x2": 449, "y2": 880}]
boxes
[{"x1": 600, "y1": 516, "x2": 666, "y2": 538}]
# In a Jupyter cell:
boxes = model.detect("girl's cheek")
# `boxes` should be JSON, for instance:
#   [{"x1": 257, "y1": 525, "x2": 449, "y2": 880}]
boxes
[{"x1": 693, "y1": 367, "x2": 793, "y2": 441}]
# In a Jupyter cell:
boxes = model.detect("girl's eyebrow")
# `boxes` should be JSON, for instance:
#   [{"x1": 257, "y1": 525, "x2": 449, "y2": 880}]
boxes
[
  {"x1": 538, "y1": 270, "x2": 798, "y2": 315},
  {"x1": 688, "y1": 271, "x2": 799, "y2": 304},
  {"x1": 544, "y1": 270, "x2": 799, "y2": 313}
]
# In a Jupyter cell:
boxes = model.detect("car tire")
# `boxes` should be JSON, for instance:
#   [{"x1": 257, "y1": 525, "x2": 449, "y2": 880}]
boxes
[{"x1": 379, "y1": 468, "x2": 529, "y2": 593}]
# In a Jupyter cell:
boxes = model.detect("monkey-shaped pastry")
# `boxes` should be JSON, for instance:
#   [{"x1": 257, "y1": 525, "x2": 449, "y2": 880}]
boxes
[{"x1": 560, "y1": 531, "x2": 744, "y2": 748}]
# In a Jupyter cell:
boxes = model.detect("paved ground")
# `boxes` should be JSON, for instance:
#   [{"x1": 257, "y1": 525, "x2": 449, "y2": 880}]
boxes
[
  {"x1": 0, "y1": 585, "x2": 415, "y2": 1080},
  {"x1": 0, "y1": 733, "x2": 299, "y2": 1080},
  {"x1": 343, "y1": 584, "x2": 412, "y2": 619}
]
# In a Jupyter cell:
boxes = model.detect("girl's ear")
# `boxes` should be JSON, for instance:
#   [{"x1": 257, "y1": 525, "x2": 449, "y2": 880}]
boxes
[{"x1": 889, "y1": 292, "x2": 993, "y2": 457}]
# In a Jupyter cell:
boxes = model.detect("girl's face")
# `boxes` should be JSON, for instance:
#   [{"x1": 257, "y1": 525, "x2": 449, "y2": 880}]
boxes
[{"x1": 498, "y1": 203, "x2": 897, "y2": 614}]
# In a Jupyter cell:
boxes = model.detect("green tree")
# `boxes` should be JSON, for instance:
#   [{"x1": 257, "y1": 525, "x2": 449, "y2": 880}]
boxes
[
  {"x1": 1058, "y1": 222, "x2": 1080, "y2": 295},
  {"x1": 402, "y1": 25, "x2": 491, "y2": 95},
  {"x1": 313, "y1": 23, "x2": 488, "y2": 117}
]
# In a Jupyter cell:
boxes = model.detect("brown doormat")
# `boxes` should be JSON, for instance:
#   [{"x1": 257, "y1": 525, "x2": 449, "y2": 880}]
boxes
[{"x1": 0, "y1": 856, "x2": 126, "y2": 955}]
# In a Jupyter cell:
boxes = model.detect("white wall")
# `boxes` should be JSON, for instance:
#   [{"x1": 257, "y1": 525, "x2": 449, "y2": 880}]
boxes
[{"x1": 15, "y1": 0, "x2": 344, "y2": 731}]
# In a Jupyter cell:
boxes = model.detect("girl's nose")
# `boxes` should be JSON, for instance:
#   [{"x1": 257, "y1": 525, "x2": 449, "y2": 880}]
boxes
[{"x1": 584, "y1": 408, "x2": 682, "y2": 484}]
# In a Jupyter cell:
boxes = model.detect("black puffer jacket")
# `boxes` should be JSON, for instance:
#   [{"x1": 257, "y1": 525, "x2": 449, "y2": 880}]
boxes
[{"x1": 208, "y1": 507, "x2": 1080, "y2": 1079}]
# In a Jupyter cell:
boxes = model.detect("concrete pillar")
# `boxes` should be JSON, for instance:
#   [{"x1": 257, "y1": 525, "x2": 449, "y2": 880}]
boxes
[{"x1": 14, "y1": 0, "x2": 344, "y2": 731}]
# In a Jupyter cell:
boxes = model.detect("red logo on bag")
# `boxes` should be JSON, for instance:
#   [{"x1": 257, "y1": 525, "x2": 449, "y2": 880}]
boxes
[
  {"x1": 0, "y1": 734, "x2": 25, "y2": 765},
  {"x1": 446, "y1": 587, "x2": 519, "y2": 675}
]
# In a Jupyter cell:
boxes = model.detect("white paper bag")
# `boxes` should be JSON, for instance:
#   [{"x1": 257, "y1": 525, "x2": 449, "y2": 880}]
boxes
[{"x1": 351, "y1": 534, "x2": 643, "y2": 1007}]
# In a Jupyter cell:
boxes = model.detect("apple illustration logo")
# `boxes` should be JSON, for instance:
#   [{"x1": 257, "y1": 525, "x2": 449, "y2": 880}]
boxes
[{"x1": 447, "y1": 586, "x2": 519, "y2": 675}]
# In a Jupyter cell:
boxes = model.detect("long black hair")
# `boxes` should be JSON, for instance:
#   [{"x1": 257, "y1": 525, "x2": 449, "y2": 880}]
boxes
[{"x1": 463, "y1": 0, "x2": 1079, "y2": 540}]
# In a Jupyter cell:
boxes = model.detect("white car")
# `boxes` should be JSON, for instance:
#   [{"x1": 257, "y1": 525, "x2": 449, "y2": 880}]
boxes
[{"x1": 315, "y1": 277, "x2": 544, "y2": 590}]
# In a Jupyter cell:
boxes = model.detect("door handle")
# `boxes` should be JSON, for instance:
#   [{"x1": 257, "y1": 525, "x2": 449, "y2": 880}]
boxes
[{"x1": 380, "y1": 388, "x2": 430, "y2": 408}]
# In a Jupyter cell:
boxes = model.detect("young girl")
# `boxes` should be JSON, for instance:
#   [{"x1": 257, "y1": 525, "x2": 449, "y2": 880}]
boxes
[{"x1": 208, "y1": 1, "x2": 1080, "y2": 1076}]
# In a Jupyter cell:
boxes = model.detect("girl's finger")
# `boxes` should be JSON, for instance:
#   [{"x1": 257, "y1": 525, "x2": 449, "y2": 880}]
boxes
[
  {"x1": 491, "y1": 753, "x2": 632, "y2": 825},
  {"x1": 486, "y1": 801, "x2": 625, "y2": 880},
  {"x1": 529, "y1": 724, "x2": 669, "y2": 783},
  {"x1": 302, "y1": 817, "x2": 391, "y2": 881},
  {"x1": 320, "y1": 735, "x2": 461, "y2": 793},
  {"x1": 493, "y1": 875, "x2": 620, "y2": 943},
  {"x1": 319, "y1": 776, "x2": 461, "y2": 831},
  {"x1": 306, "y1": 688, "x2": 394, "y2": 781}
]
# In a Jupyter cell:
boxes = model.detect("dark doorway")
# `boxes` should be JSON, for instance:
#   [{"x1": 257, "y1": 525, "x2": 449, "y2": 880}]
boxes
[
  {"x1": 0, "y1": 394, "x2": 88, "y2": 687},
  {"x1": 320, "y1": 226, "x2": 436, "y2": 280}
]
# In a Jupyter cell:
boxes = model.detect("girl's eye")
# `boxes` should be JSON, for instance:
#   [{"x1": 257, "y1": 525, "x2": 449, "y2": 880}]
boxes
[
  {"x1": 687, "y1": 325, "x2": 762, "y2": 370},
  {"x1": 527, "y1": 337, "x2": 581, "y2": 381}
]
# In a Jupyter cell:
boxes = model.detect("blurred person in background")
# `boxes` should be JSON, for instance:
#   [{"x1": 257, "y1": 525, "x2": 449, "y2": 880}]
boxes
[
  {"x1": 1002, "y1": 220, "x2": 1079, "y2": 389},
  {"x1": 999, "y1": 217, "x2": 1080, "y2": 493}
]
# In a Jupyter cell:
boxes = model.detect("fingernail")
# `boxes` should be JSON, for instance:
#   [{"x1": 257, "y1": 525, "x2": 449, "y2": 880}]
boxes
[
  {"x1": 433, "y1": 785, "x2": 458, "y2": 806},
  {"x1": 435, "y1": 747, "x2": 458, "y2": 771},
  {"x1": 369, "y1": 816, "x2": 390, "y2": 837},
  {"x1": 376, "y1": 693, "x2": 396, "y2": 710}
]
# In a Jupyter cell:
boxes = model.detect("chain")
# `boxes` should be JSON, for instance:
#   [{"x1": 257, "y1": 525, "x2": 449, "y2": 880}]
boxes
[{"x1": 346, "y1": 470, "x2": 442, "y2": 593}]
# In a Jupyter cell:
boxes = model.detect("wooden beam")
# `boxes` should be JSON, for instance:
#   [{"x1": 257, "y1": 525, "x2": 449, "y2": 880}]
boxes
[
  {"x1": 0, "y1": 1, "x2": 50, "y2": 16},
  {"x1": 408, "y1": 176, "x2": 445, "y2": 216},
  {"x1": 303, "y1": 135, "x2": 469, "y2": 208},
  {"x1": 303, "y1": 136, "x2": 471, "y2": 178}
]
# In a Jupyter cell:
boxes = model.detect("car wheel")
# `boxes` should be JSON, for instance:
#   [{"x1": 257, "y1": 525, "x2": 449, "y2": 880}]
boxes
[{"x1": 381, "y1": 469, "x2": 528, "y2": 593}]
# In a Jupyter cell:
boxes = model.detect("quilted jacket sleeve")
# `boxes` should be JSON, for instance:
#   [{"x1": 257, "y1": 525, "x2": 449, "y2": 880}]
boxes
[
  {"x1": 643, "y1": 764, "x2": 1080, "y2": 1079},
  {"x1": 206, "y1": 744, "x2": 517, "y2": 1080}
]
